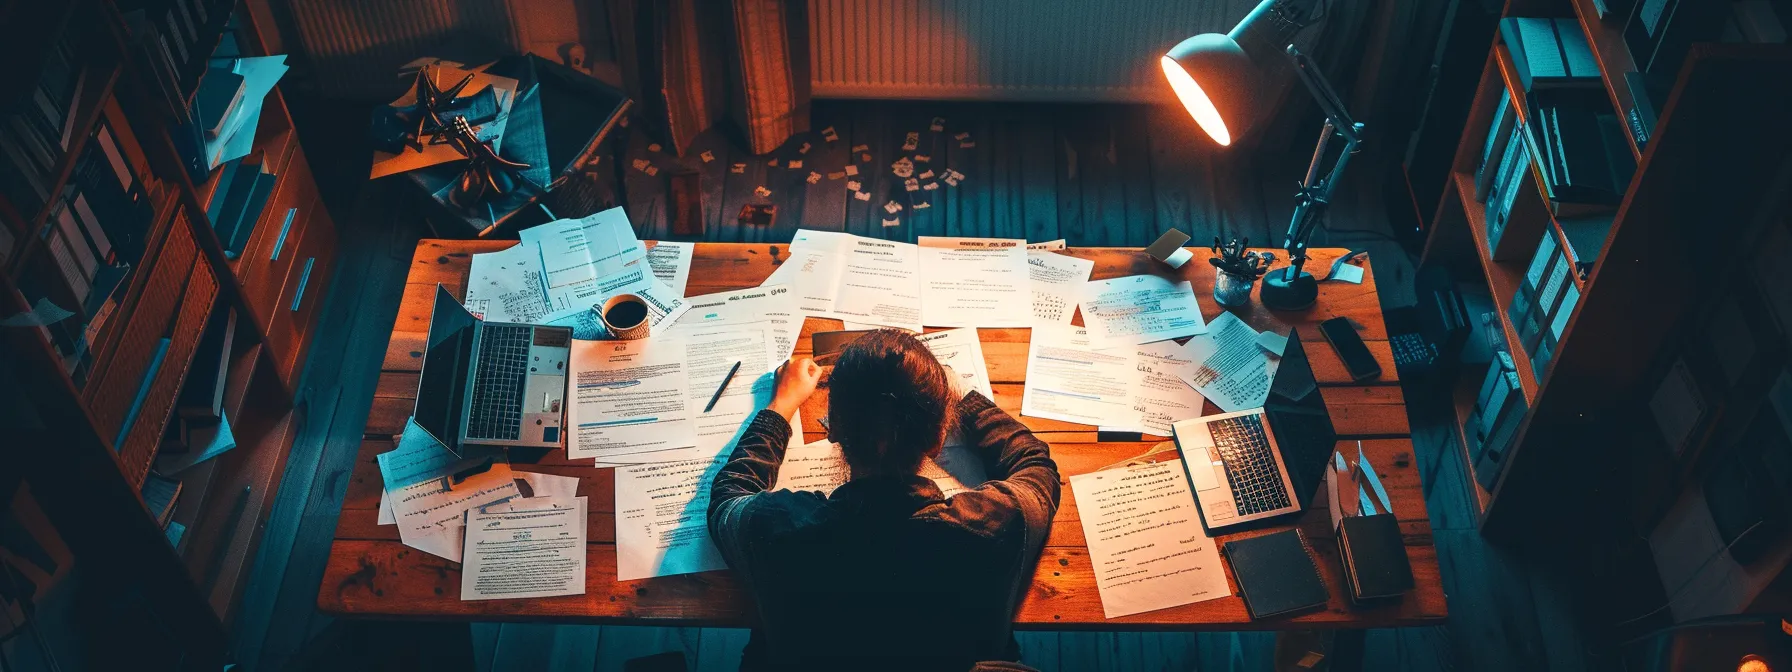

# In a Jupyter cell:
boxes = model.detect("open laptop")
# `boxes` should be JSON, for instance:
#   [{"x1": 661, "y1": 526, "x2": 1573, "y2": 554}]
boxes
[
  {"x1": 1171, "y1": 329, "x2": 1337, "y2": 530},
  {"x1": 416, "y1": 285, "x2": 571, "y2": 454}
]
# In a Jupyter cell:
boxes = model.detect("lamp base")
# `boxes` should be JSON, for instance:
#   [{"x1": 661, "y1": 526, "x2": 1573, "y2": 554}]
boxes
[{"x1": 1261, "y1": 268, "x2": 1317, "y2": 311}]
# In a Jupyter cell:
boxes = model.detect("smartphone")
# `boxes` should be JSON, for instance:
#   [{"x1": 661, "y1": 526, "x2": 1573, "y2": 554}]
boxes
[{"x1": 1319, "y1": 317, "x2": 1382, "y2": 382}]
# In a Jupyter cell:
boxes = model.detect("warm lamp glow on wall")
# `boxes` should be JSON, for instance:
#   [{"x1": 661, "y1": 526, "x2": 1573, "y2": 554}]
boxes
[{"x1": 1161, "y1": 0, "x2": 1362, "y2": 311}]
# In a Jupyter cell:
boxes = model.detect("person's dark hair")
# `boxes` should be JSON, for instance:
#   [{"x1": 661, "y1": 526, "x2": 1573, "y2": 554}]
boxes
[{"x1": 827, "y1": 329, "x2": 954, "y2": 476}]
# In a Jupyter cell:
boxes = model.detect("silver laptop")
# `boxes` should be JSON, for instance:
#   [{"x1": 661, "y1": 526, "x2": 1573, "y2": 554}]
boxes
[{"x1": 416, "y1": 285, "x2": 570, "y2": 454}]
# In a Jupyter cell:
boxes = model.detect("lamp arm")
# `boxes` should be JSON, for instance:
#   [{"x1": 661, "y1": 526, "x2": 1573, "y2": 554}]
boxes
[{"x1": 1277, "y1": 44, "x2": 1363, "y2": 279}]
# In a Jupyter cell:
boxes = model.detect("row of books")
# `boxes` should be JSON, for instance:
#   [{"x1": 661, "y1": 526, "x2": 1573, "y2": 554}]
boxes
[
  {"x1": 159, "y1": 304, "x2": 239, "y2": 471},
  {"x1": 1509, "y1": 229, "x2": 1583, "y2": 381},
  {"x1": 120, "y1": 0, "x2": 235, "y2": 180},
  {"x1": 209, "y1": 158, "x2": 278, "y2": 258},
  {"x1": 1467, "y1": 351, "x2": 1527, "y2": 492},
  {"x1": 0, "y1": 21, "x2": 89, "y2": 219},
  {"x1": 1475, "y1": 90, "x2": 1531, "y2": 255}
]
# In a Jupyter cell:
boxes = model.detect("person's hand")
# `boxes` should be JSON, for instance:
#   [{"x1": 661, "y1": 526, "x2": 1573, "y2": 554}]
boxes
[{"x1": 768, "y1": 357, "x2": 822, "y2": 422}]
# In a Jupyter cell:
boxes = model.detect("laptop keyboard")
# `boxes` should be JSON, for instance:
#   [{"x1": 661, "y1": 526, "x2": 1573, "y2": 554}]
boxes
[
  {"x1": 467, "y1": 325, "x2": 530, "y2": 441},
  {"x1": 1209, "y1": 414, "x2": 1292, "y2": 517}
]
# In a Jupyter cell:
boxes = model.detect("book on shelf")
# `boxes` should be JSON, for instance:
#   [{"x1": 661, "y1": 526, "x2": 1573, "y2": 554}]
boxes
[
  {"x1": 1627, "y1": 0, "x2": 1730, "y2": 75},
  {"x1": 214, "y1": 160, "x2": 274, "y2": 258},
  {"x1": 155, "y1": 411, "x2": 237, "y2": 475},
  {"x1": 1624, "y1": 71, "x2": 1669, "y2": 151},
  {"x1": 139, "y1": 471, "x2": 182, "y2": 528},
  {"x1": 1474, "y1": 370, "x2": 1526, "y2": 491},
  {"x1": 1534, "y1": 283, "x2": 1581, "y2": 377},
  {"x1": 1500, "y1": 17, "x2": 1601, "y2": 92},
  {"x1": 177, "y1": 304, "x2": 234, "y2": 421},
  {"x1": 1487, "y1": 131, "x2": 1530, "y2": 256},
  {"x1": 195, "y1": 65, "x2": 245, "y2": 141},
  {"x1": 1509, "y1": 230, "x2": 1560, "y2": 334},
  {"x1": 1475, "y1": 89, "x2": 1517, "y2": 203}
]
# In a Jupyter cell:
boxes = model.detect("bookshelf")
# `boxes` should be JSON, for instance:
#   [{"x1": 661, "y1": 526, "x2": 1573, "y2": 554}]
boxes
[
  {"x1": 1420, "y1": 0, "x2": 1792, "y2": 542},
  {"x1": 0, "y1": 0, "x2": 337, "y2": 664}
]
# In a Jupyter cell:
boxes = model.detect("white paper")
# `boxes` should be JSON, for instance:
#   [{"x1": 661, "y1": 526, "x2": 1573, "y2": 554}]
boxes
[
  {"x1": 1028, "y1": 251, "x2": 1095, "y2": 325},
  {"x1": 917, "y1": 328, "x2": 996, "y2": 401},
  {"x1": 1079, "y1": 275, "x2": 1208, "y2": 345},
  {"x1": 461, "y1": 496, "x2": 587, "y2": 600},
  {"x1": 567, "y1": 337, "x2": 701, "y2": 461},
  {"x1": 519, "y1": 208, "x2": 651, "y2": 315},
  {"x1": 378, "y1": 418, "x2": 521, "y2": 561},
  {"x1": 831, "y1": 237, "x2": 923, "y2": 331},
  {"x1": 1177, "y1": 311, "x2": 1280, "y2": 413},
  {"x1": 1021, "y1": 324, "x2": 1141, "y2": 428},
  {"x1": 379, "y1": 470, "x2": 580, "y2": 525},
  {"x1": 206, "y1": 56, "x2": 287, "y2": 168},
  {"x1": 1118, "y1": 341, "x2": 1206, "y2": 437},
  {"x1": 761, "y1": 229, "x2": 851, "y2": 318},
  {"x1": 647, "y1": 241, "x2": 695, "y2": 297},
  {"x1": 674, "y1": 284, "x2": 801, "y2": 361},
  {"x1": 464, "y1": 243, "x2": 550, "y2": 323},
  {"x1": 773, "y1": 439, "x2": 851, "y2": 494},
  {"x1": 917, "y1": 237, "x2": 1031, "y2": 328},
  {"x1": 1069, "y1": 460, "x2": 1229, "y2": 618},
  {"x1": 615, "y1": 452, "x2": 730, "y2": 580},
  {"x1": 769, "y1": 440, "x2": 987, "y2": 498}
]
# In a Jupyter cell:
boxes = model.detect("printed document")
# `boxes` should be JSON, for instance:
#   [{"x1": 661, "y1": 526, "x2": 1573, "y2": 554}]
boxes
[
  {"x1": 674, "y1": 284, "x2": 801, "y2": 361},
  {"x1": 614, "y1": 451, "x2": 730, "y2": 580},
  {"x1": 1021, "y1": 324, "x2": 1141, "y2": 428},
  {"x1": 461, "y1": 496, "x2": 587, "y2": 600},
  {"x1": 1028, "y1": 251, "x2": 1094, "y2": 325},
  {"x1": 762, "y1": 229, "x2": 849, "y2": 318},
  {"x1": 378, "y1": 418, "x2": 520, "y2": 561},
  {"x1": 773, "y1": 439, "x2": 851, "y2": 494},
  {"x1": 377, "y1": 469, "x2": 580, "y2": 525},
  {"x1": 917, "y1": 328, "x2": 995, "y2": 401},
  {"x1": 464, "y1": 243, "x2": 548, "y2": 323},
  {"x1": 1101, "y1": 341, "x2": 1205, "y2": 436},
  {"x1": 1177, "y1": 311, "x2": 1280, "y2": 413},
  {"x1": 1080, "y1": 275, "x2": 1207, "y2": 345},
  {"x1": 831, "y1": 237, "x2": 923, "y2": 331},
  {"x1": 647, "y1": 241, "x2": 695, "y2": 297},
  {"x1": 567, "y1": 337, "x2": 701, "y2": 462},
  {"x1": 1070, "y1": 460, "x2": 1229, "y2": 618},
  {"x1": 917, "y1": 237, "x2": 1030, "y2": 327},
  {"x1": 768, "y1": 440, "x2": 987, "y2": 498}
]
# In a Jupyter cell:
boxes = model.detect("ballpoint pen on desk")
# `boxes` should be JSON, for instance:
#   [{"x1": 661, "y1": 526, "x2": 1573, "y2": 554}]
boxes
[{"x1": 704, "y1": 360, "x2": 742, "y2": 413}]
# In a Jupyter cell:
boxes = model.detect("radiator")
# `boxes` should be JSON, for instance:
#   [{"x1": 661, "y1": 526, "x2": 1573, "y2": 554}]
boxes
[
  {"x1": 273, "y1": 0, "x2": 524, "y2": 100},
  {"x1": 807, "y1": 0, "x2": 1261, "y2": 101}
]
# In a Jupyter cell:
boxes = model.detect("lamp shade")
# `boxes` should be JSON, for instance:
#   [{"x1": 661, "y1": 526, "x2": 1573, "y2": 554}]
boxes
[{"x1": 1162, "y1": 0, "x2": 1307, "y2": 146}]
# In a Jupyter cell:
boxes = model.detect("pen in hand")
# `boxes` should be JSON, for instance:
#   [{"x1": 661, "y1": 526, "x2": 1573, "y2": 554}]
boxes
[{"x1": 704, "y1": 360, "x2": 743, "y2": 413}]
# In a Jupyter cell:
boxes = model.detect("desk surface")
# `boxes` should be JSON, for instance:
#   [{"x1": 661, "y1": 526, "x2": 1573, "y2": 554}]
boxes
[{"x1": 319, "y1": 240, "x2": 1445, "y2": 630}]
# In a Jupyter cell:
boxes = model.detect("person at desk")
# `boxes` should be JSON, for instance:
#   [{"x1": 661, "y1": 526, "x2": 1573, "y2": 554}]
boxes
[{"x1": 708, "y1": 330, "x2": 1061, "y2": 672}]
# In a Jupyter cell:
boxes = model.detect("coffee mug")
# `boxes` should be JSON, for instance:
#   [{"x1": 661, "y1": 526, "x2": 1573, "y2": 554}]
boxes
[{"x1": 599, "y1": 293, "x2": 653, "y2": 340}]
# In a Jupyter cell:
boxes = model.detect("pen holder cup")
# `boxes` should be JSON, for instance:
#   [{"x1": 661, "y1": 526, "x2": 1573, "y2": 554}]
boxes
[
  {"x1": 1213, "y1": 271, "x2": 1256, "y2": 308},
  {"x1": 600, "y1": 294, "x2": 653, "y2": 340}
]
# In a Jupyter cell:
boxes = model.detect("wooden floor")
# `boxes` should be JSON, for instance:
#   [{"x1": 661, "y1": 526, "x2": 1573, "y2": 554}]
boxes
[{"x1": 229, "y1": 99, "x2": 1600, "y2": 671}]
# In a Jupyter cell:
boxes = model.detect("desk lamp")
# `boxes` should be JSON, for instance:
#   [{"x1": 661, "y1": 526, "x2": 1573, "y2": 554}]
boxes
[{"x1": 1162, "y1": 0, "x2": 1361, "y2": 311}]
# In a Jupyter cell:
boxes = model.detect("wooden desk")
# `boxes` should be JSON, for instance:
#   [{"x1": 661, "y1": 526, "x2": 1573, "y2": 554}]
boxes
[{"x1": 321, "y1": 240, "x2": 1445, "y2": 632}]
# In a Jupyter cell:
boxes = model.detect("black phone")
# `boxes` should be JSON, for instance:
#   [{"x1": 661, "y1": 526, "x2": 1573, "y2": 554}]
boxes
[{"x1": 1319, "y1": 317, "x2": 1382, "y2": 382}]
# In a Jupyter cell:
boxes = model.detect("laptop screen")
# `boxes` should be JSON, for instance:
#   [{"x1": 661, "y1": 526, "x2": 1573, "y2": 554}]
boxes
[
  {"x1": 417, "y1": 286, "x2": 477, "y2": 453},
  {"x1": 1265, "y1": 329, "x2": 1337, "y2": 508}
]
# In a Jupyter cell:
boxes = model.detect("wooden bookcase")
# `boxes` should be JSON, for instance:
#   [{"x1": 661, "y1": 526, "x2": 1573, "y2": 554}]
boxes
[
  {"x1": 1419, "y1": 0, "x2": 1792, "y2": 541},
  {"x1": 0, "y1": 0, "x2": 335, "y2": 664}
]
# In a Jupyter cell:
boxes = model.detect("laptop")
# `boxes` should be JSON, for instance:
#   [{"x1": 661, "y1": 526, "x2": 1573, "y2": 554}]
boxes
[
  {"x1": 416, "y1": 285, "x2": 572, "y2": 454},
  {"x1": 1171, "y1": 329, "x2": 1337, "y2": 530}
]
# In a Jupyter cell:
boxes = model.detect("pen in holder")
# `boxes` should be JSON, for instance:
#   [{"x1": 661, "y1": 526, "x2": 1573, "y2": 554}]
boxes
[{"x1": 600, "y1": 293, "x2": 652, "y2": 340}]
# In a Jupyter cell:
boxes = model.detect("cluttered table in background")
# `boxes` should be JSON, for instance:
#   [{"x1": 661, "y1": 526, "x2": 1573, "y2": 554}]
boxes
[{"x1": 319, "y1": 239, "x2": 1444, "y2": 630}]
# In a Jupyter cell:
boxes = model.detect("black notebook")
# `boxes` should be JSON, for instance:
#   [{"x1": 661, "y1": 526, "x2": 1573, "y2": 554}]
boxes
[
  {"x1": 1224, "y1": 529, "x2": 1328, "y2": 619},
  {"x1": 1339, "y1": 514, "x2": 1415, "y2": 602}
]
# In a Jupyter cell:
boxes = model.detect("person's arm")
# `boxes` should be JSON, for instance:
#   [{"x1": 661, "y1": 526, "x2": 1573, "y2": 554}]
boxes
[
  {"x1": 955, "y1": 391, "x2": 1061, "y2": 550},
  {"x1": 707, "y1": 358, "x2": 821, "y2": 560}
]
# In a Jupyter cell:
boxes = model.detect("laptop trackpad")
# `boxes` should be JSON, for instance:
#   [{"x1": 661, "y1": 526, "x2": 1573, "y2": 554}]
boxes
[{"x1": 1188, "y1": 446, "x2": 1222, "y2": 492}]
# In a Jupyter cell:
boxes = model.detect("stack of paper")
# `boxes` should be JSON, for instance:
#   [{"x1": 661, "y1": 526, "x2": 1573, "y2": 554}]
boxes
[
  {"x1": 462, "y1": 207, "x2": 690, "y2": 337},
  {"x1": 204, "y1": 56, "x2": 287, "y2": 169},
  {"x1": 376, "y1": 418, "x2": 520, "y2": 562}
]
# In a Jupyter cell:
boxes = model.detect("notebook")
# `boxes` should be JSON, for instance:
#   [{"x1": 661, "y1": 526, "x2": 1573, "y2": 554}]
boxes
[
  {"x1": 1223, "y1": 528, "x2": 1328, "y2": 619},
  {"x1": 1339, "y1": 514, "x2": 1414, "y2": 603}
]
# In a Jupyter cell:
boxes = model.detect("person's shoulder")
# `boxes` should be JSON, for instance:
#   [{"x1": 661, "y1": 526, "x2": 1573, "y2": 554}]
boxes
[
  {"x1": 925, "y1": 486, "x2": 1029, "y2": 540},
  {"x1": 735, "y1": 489, "x2": 831, "y2": 535}
]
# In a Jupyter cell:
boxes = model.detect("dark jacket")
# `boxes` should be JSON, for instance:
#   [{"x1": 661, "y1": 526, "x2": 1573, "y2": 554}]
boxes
[{"x1": 708, "y1": 391, "x2": 1061, "y2": 672}]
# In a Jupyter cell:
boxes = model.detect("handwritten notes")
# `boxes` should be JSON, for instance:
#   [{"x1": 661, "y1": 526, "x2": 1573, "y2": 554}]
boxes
[
  {"x1": 1080, "y1": 275, "x2": 1207, "y2": 345},
  {"x1": 614, "y1": 453, "x2": 730, "y2": 580},
  {"x1": 1069, "y1": 460, "x2": 1230, "y2": 618},
  {"x1": 773, "y1": 439, "x2": 851, "y2": 494},
  {"x1": 1177, "y1": 311, "x2": 1280, "y2": 413},
  {"x1": 377, "y1": 418, "x2": 520, "y2": 561},
  {"x1": 1027, "y1": 251, "x2": 1094, "y2": 325}
]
